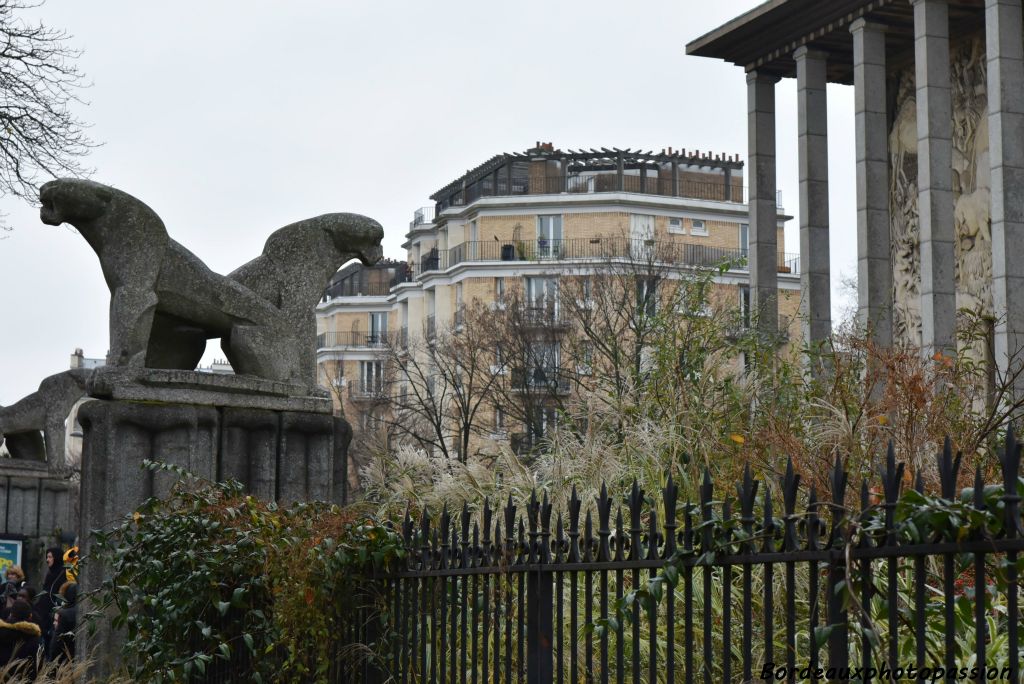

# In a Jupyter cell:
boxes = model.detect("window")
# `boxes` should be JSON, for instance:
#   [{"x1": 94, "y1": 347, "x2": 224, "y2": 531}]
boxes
[
  {"x1": 691, "y1": 219, "x2": 708, "y2": 236},
  {"x1": 368, "y1": 312, "x2": 387, "y2": 344},
  {"x1": 528, "y1": 342, "x2": 561, "y2": 387},
  {"x1": 637, "y1": 277, "x2": 658, "y2": 317},
  {"x1": 469, "y1": 220, "x2": 479, "y2": 259},
  {"x1": 495, "y1": 407, "x2": 506, "y2": 432},
  {"x1": 739, "y1": 223, "x2": 749, "y2": 258},
  {"x1": 530, "y1": 406, "x2": 558, "y2": 440},
  {"x1": 740, "y1": 286, "x2": 751, "y2": 328},
  {"x1": 360, "y1": 361, "x2": 384, "y2": 394},
  {"x1": 361, "y1": 410, "x2": 384, "y2": 432},
  {"x1": 577, "y1": 343, "x2": 593, "y2": 376},
  {"x1": 537, "y1": 215, "x2": 562, "y2": 258},
  {"x1": 495, "y1": 277, "x2": 505, "y2": 304},
  {"x1": 630, "y1": 214, "x2": 655, "y2": 260},
  {"x1": 668, "y1": 218, "x2": 684, "y2": 235},
  {"x1": 526, "y1": 276, "x2": 559, "y2": 313}
]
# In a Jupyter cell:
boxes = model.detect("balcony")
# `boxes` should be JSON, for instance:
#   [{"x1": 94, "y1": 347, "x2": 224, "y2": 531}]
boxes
[
  {"x1": 316, "y1": 331, "x2": 392, "y2": 350},
  {"x1": 409, "y1": 206, "x2": 435, "y2": 231},
  {"x1": 520, "y1": 305, "x2": 568, "y2": 329},
  {"x1": 727, "y1": 314, "x2": 793, "y2": 342},
  {"x1": 349, "y1": 382, "x2": 390, "y2": 404},
  {"x1": 510, "y1": 367, "x2": 572, "y2": 395},
  {"x1": 433, "y1": 238, "x2": 800, "y2": 275}
]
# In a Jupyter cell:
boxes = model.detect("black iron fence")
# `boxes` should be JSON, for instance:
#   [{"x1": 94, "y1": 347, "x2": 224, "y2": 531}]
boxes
[
  {"x1": 435, "y1": 238, "x2": 801, "y2": 276},
  {"x1": 336, "y1": 434, "x2": 1024, "y2": 684}
]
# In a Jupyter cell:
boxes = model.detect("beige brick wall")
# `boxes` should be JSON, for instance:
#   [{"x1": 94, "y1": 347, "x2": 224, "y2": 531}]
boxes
[
  {"x1": 563, "y1": 211, "x2": 630, "y2": 240},
  {"x1": 461, "y1": 277, "x2": 497, "y2": 305},
  {"x1": 478, "y1": 215, "x2": 537, "y2": 244}
]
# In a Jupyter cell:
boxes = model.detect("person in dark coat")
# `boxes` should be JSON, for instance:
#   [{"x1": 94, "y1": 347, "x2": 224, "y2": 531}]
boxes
[
  {"x1": 38, "y1": 547, "x2": 66, "y2": 652},
  {"x1": 0, "y1": 599, "x2": 41, "y2": 679},
  {"x1": 15, "y1": 587, "x2": 46, "y2": 634},
  {"x1": 48, "y1": 582, "x2": 76, "y2": 665}
]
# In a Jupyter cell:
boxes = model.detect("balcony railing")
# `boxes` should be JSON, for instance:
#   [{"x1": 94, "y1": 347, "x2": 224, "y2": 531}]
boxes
[
  {"x1": 348, "y1": 382, "x2": 390, "y2": 403},
  {"x1": 410, "y1": 206, "x2": 435, "y2": 230},
  {"x1": 428, "y1": 238, "x2": 800, "y2": 275},
  {"x1": 728, "y1": 314, "x2": 793, "y2": 341},
  {"x1": 323, "y1": 281, "x2": 395, "y2": 298},
  {"x1": 510, "y1": 367, "x2": 572, "y2": 394},
  {"x1": 436, "y1": 174, "x2": 750, "y2": 212},
  {"x1": 316, "y1": 331, "x2": 392, "y2": 349},
  {"x1": 520, "y1": 305, "x2": 568, "y2": 328}
]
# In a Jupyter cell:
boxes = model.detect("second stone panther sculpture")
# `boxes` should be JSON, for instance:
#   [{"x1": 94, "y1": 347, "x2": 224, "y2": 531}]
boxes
[{"x1": 39, "y1": 179, "x2": 384, "y2": 387}]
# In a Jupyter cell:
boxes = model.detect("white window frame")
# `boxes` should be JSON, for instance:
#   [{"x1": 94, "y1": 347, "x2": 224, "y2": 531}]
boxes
[
  {"x1": 360, "y1": 360, "x2": 384, "y2": 394},
  {"x1": 667, "y1": 217, "x2": 684, "y2": 235},
  {"x1": 577, "y1": 342, "x2": 593, "y2": 376},
  {"x1": 537, "y1": 215, "x2": 562, "y2": 258},
  {"x1": 525, "y1": 276, "x2": 559, "y2": 313},
  {"x1": 368, "y1": 312, "x2": 388, "y2": 342},
  {"x1": 740, "y1": 286, "x2": 751, "y2": 328},
  {"x1": 690, "y1": 218, "x2": 708, "y2": 236}
]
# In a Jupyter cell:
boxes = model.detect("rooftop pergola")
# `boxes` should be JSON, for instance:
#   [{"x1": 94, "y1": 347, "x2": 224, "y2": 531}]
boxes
[{"x1": 429, "y1": 143, "x2": 744, "y2": 203}]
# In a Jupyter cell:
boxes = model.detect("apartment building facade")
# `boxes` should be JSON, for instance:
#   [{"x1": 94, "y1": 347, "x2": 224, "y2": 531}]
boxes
[{"x1": 316, "y1": 143, "x2": 801, "y2": 465}]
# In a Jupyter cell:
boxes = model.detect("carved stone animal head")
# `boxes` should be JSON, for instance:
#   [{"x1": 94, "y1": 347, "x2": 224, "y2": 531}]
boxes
[
  {"x1": 321, "y1": 213, "x2": 384, "y2": 266},
  {"x1": 39, "y1": 179, "x2": 115, "y2": 227}
]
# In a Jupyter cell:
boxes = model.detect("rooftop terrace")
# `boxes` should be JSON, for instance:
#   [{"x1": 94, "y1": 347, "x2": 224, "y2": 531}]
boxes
[{"x1": 430, "y1": 143, "x2": 748, "y2": 214}]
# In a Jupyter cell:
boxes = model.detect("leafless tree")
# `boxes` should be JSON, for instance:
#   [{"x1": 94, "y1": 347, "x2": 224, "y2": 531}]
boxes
[
  {"x1": 484, "y1": 283, "x2": 573, "y2": 455},
  {"x1": 0, "y1": 0, "x2": 93, "y2": 216},
  {"x1": 380, "y1": 302, "x2": 508, "y2": 462}
]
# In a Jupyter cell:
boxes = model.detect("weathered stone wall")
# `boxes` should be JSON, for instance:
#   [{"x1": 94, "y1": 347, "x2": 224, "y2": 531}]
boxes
[{"x1": 889, "y1": 33, "x2": 993, "y2": 355}]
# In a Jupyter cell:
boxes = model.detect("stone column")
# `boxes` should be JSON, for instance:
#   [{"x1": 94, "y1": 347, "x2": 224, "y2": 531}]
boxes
[
  {"x1": 912, "y1": 0, "x2": 957, "y2": 357},
  {"x1": 747, "y1": 70, "x2": 780, "y2": 333},
  {"x1": 795, "y1": 47, "x2": 832, "y2": 346},
  {"x1": 850, "y1": 19, "x2": 892, "y2": 348},
  {"x1": 987, "y1": 0, "x2": 1024, "y2": 387}
]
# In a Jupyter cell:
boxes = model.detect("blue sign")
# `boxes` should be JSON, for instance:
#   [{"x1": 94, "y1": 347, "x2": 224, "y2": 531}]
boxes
[{"x1": 0, "y1": 540, "x2": 22, "y2": 575}]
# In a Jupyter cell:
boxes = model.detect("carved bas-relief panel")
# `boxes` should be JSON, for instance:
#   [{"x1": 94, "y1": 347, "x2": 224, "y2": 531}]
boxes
[{"x1": 889, "y1": 36, "x2": 993, "y2": 361}]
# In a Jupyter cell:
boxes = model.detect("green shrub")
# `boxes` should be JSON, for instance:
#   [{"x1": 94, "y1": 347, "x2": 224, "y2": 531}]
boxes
[{"x1": 91, "y1": 462, "x2": 404, "y2": 684}]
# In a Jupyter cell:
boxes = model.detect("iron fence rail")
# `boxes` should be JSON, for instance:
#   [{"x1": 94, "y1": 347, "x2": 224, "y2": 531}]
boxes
[{"x1": 339, "y1": 433, "x2": 1024, "y2": 684}]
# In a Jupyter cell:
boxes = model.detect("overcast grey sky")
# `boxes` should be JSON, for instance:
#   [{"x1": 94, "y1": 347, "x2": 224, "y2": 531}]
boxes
[{"x1": 0, "y1": 0, "x2": 857, "y2": 405}]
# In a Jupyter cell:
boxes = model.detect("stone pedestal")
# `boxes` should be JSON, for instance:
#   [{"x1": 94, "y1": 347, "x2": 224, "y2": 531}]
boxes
[{"x1": 77, "y1": 369, "x2": 350, "y2": 675}]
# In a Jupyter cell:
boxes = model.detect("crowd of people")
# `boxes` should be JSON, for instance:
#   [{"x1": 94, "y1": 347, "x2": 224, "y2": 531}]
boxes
[{"x1": 0, "y1": 548, "x2": 77, "y2": 678}]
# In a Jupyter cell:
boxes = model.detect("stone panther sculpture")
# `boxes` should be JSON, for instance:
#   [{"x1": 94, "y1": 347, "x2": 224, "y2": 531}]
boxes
[
  {"x1": 0, "y1": 368, "x2": 92, "y2": 464},
  {"x1": 39, "y1": 179, "x2": 383, "y2": 387}
]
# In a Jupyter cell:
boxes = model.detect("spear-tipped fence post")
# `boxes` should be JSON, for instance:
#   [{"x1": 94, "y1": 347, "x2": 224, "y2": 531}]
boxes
[
  {"x1": 526, "y1": 490, "x2": 554, "y2": 684},
  {"x1": 826, "y1": 454, "x2": 849, "y2": 676},
  {"x1": 999, "y1": 427, "x2": 1021, "y2": 683}
]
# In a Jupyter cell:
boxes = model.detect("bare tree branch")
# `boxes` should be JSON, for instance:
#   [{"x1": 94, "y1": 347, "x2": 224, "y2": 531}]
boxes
[{"x1": 0, "y1": 0, "x2": 94, "y2": 225}]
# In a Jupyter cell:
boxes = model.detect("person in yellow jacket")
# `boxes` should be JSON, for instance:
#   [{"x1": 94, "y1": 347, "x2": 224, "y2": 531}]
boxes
[{"x1": 62, "y1": 547, "x2": 77, "y2": 583}]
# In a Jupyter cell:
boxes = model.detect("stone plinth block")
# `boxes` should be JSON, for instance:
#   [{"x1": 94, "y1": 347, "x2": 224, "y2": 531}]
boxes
[{"x1": 76, "y1": 369, "x2": 352, "y2": 675}]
